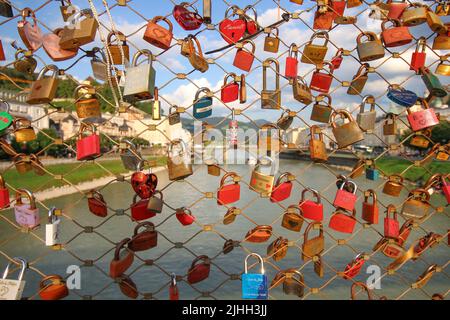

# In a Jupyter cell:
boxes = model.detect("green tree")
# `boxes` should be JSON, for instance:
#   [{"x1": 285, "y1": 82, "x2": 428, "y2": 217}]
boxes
[{"x1": 402, "y1": 121, "x2": 450, "y2": 151}]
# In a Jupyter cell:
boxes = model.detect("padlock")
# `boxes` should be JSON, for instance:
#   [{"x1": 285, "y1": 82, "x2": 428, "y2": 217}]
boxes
[
  {"x1": 383, "y1": 174, "x2": 404, "y2": 197},
  {"x1": 250, "y1": 156, "x2": 275, "y2": 194},
  {"x1": 205, "y1": 159, "x2": 220, "y2": 176},
  {"x1": 45, "y1": 207, "x2": 60, "y2": 247},
  {"x1": 180, "y1": 35, "x2": 194, "y2": 57},
  {"x1": 331, "y1": 48, "x2": 344, "y2": 69},
  {"x1": 401, "y1": 189, "x2": 430, "y2": 221},
  {"x1": 59, "y1": 0, "x2": 74, "y2": 21},
  {"x1": 406, "y1": 98, "x2": 439, "y2": 132},
  {"x1": 17, "y1": 8, "x2": 43, "y2": 52},
  {"x1": 401, "y1": 3, "x2": 428, "y2": 26},
  {"x1": 343, "y1": 253, "x2": 366, "y2": 280},
  {"x1": 120, "y1": 140, "x2": 142, "y2": 171},
  {"x1": 233, "y1": 40, "x2": 255, "y2": 72},
  {"x1": 357, "y1": 95, "x2": 377, "y2": 132},
  {"x1": 76, "y1": 122, "x2": 101, "y2": 161},
  {"x1": 331, "y1": 0, "x2": 346, "y2": 18},
  {"x1": 59, "y1": 9, "x2": 98, "y2": 50},
  {"x1": 309, "y1": 125, "x2": 328, "y2": 162},
  {"x1": 176, "y1": 207, "x2": 196, "y2": 226},
  {"x1": 242, "y1": 253, "x2": 268, "y2": 300},
  {"x1": 131, "y1": 166, "x2": 158, "y2": 200},
  {"x1": 387, "y1": 85, "x2": 418, "y2": 107},
  {"x1": 420, "y1": 67, "x2": 447, "y2": 97},
  {"x1": 261, "y1": 58, "x2": 281, "y2": 109},
  {"x1": 185, "y1": 36, "x2": 208, "y2": 73},
  {"x1": 107, "y1": 31, "x2": 129, "y2": 65},
  {"x1": 87, "y1": 190, "x2": 108, "y2": 218},
  {"x1": 299, "y1": 188, "x2": 323, "y2": 222},
  {"x1": 270, "y1": 172, "x2": 293, "y2": 203},
  {"x1": 118, "y1": 275, "x2": 138, "y2": 299},
  {"x1": 301, "y1": 31, "x2": 329, "y2": 65},
  {"x1": 243, "y1": 5, "x2": 259, "y2": 36},
  {"x1": 441, "y1": 175, "x2": 450, "y2": 204},
  {"x1": 432, "y1": 32, "x2": 450, "y2": 50},
  {"x1": 143, "y1": 15, "x2": 173, "y2": 50},
  {"x1": 383, "y1": 113, "x2": 397, "y2": 136},
  {"x1": 263, "y1": 27, "x2": 280, "y2": 53},
  {"x1": 427, "y1": 7, "x2": 446, "y2": 33},
  {"x1": 330, "y1": 110, "x2": 365, "y2": 149},
  {"x1": 13, "y1": 154, "x2": 32, "y2": 174},
  {"x1": 130, "y1": 195, "x2": 155, "y2": 221},
  {"x1": 169, "y1": 273, "x2": 179, "y2": 300},
  {"x1": 258, "y1": 124, "x2": 281, "y2": 154},
  {"x1": 410, "y1": 37, "x2": 427, "y2": 73},
  {"x1": 14, "y1": 189, "x2": 40, "y2": 228},
  {"x1": 281, "y1": 205, "x2": 304, "y2": 232},
  {"x1": 267, "y1": 237, "x2": 289, "y2": 261},
  {"x1": 223, "y1": 239, "x2": 237, "y2": 254},
  {"x1": 310, "y1": 61, "x2": 334, "y2": 93},
  {"x1": 362, "y1": 190, "x2": 379, "y2": 224},
  {"x1": 347, "y1": 0, "x2": 363, "y2": 8},
  {"x1": 217, "y1": 172, "x2": 240, "y2": 205},
  {"x1": 27, "y1": 64, "x2": 59, "y2": 105},
  {"x1": 314, "y1": 255, "x2": 324, "y2": 278},
  {"x1": 173, "y1": 2, "x2": 203, "y2": 31},
  {"x1": 369, "y1": 0, "x2": 390, "y2": 20},
  {"x1": 193, "y1": 87, "x2": 213, "y2": 119},
  {"x1": 313, "y1": 5, "x2": 334, "y2": 30},
  {"x1": 335, "y1": 15, "x2": 357, "y2": 24},
  {"x1": 356, "y1": 31, "x2": 385, "y2": 62},
  {"x1": 435, "y1": 1, "x2": 450, "y2": 16},
  {"x1": 384, "y1": 205, "x2": 400, "y2": 238},
  {"x1": 12, "y1": 118, "x2": 36, "y2": 143},
  {"x1": 74, "y1": 84, "x2": 101, "y2": 119},
  {"x1": 435, "y1": 58, "x2": 450, "y2": 76},
  {"x1": 293, "y1": 76, "x2": 313, "y2": 105},
  {"x1": 409, "y1": 129, "x2": 432, "y2": 149},
  {"x1": 0, "y1": 0, "x2": 13, "y2": 17},
  {"x1": 128, "y1": 221, "x2": 158, "y2": 252},
  {"x1": 285, "y1": 43, "x2": 299, "y2": 79},
  {"x1": 13, "y1": 49, "x2": 37, "y2": 74},
  {"x1": 223, "y1": 207, "x2": 238, "y2": 225},
  {"x1": 0, "y1": 174, "x2": 9, "y2": 209},
  {"x1": 42, "y1": 28, "x2": 78, "y2": 62},
  {"x1": 245, "y1": 225, "x2": 273, "y2": 243},
  {"x1": 110, "y1": 238, "x2": 134, "y2": 278},
  {"x1": 310, "y1": 93, "x2": 333, "y2": 123},
  {"x1": 90, "y1": 48, "x2": 109, "y2": 82},
  {"x1": 280, "y1": 269, "x2": 305, "y2": 297},
  {"x1": 0, "y1": 257, "x2": 27, "y2": 300},
  {"x1": 187, "y1": 255, "x2": 210, "y2": 284},
  {"x1": 219, "y1": 6, "x2": 247, "y2": 44},
  {"x1": 168, "y1": 106, "x2": 181, "y2": 125},
  {"x1": 347, "y1": 63, "x2": 369, "y2": 95},
  {"x1": 167, "y1": 139, "x2": 193, "y2": 181},
  {"x1": 221, "y1": 73, "x2": 239, "y2": 103},
  {"x1": 123, "y1": 50, "x2": 156, "y2": 102},
  {"x1": 276, "y1": 109, "x2": 294, "y2": 130},
  {"x1": 333, "y1": 180, "x2": 357, "y2": 211},
  {"x1": 39, "y1": 275, "x2": 69, "y2": 300},
  {"x1": 329, "y1": 209, "x2": 357, "y2": 234},
  {"x1": 387, "y1": 0, "x2": 408, "y2": 20},
  {"x1": 29, "y1": 153, "x2": 45, "y2": 177},
  {"x1": 147, "y1": 190, "x2": 163, "y2": 214},
  {"x1": 397, "y1": 219, "x2": 414, "y2": 246},
  {"x1": 302, "y1": 222, "x2": 324, "y2": 261},
  {"x1": 149, "y1": 87, "x2": 161, "y2": 120}
]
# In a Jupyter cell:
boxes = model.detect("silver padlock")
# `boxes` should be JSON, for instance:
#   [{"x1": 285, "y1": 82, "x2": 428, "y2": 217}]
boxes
[
  {"x1": 90, "y1": 47, "x2": 108, "y2": 81},
  {"x1": 123, "y1": 49, "x2": 156, "y2": 102},
  {"x1": 0, "y1": 257, "x2": 27, "y2": 300},
  {"x1": 120, "y1": 139, "x2": 142, "y2": 171},
  {"x1": 45, "y1": 207, "x2": 60, "y2": 247},
  {"x1": 356, "y1": 95, "x2": 377, "y2": 132},
  {"x1": 147, "y1": 190, "x2": 163, "y2": 213}
]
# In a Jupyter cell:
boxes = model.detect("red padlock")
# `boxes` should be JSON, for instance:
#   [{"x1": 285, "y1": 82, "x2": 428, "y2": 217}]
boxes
[
  {"x1": 110, "y1": 238, "x2": 134, "y2": 279},
  {"x1": 310, "y1": 62, "x2": 334, "y2": 93},
  {"x1": 441, "y1": 175, "x2": 450, "y2": 204},
  {"x1": 187, "y1": 255, "x2": 210, "y2": 284},
  {"x1": 362, "y1": 189, "x2": 379, "y2": 225},
  {"x1": 331, "y1": 0, "x2": 346, "y2": 18},
  {"x1": 219, "y1": 6, "x2": 247, "y2": 44},
  {"x1": 270, "y1": 172, "x2": 293, "y2": 203},
  {"x1": 173, "y1": 2, "x2": 203, "y2": 31},
  {"x1": 131, "y1": 170, "x2": 158, "y2": 200},
  {"x1": 76, "y1": 123, "x2": 101, "y2": 161},
  {"x1": 217, "y1": 172, "x2": 241, "y2": 205},
  {"x1": 406, "y1": 99, "x2": 439, "y2": 132},
  {"x1": 221, "y1": 73, "x2": 239, "y2": 103},
  {"x1": 381, "y1": 19, "x2": 413, "y2": 48},
  {"x1": 176, "y1": 207, "x2": 196, "y2": 226},
  {"x1": 128, "y1": 221, "x2": 158, "y2": 252},
  {"x1": 331, "y1": 48, "x2": 344, "y2": 70},
  {"x1": 343, "y1": 253, "x2": 365, "y2": 280},
  {"x1": 299, "y1": 188, "x2": 323, "y2": 221},
  {"x1": 39, "y1": 275, "x2": 69, "y2": 301},
  {"x1": 131, "y1": 195, "x2": 156, "y2": 221},
  {"x1": 0, "y1": 174, "x2": 10, "y2": 209},
  {"x1": 333, "y1": 180, "x2": 358, "y2": 212},
  {"x1": 410, "y1": 37, "x2": 426, "y2": 73},
  {"x1": 313, "y1": 5, "x2": 334, "y2": 30},
  {"x1": 384, "y1": 205, "x2": 400, "y2": 239},
  {"x1": 285, "y1": 43, "x2": 299, "y2": 79},
  {"x1": 87, "y1": 190, "x2": 107, "y2": 218},
  {"x1": 233, "y1": 40, "x2": 255, "y2": 72},
  {"x1": 387, "y1": 0, "x2": 408, "y2": 20},
  {"x1": 244, "y1": 6, "x2": 259, "y2": 36},
  {"x1": 329, "y1": 209, "x2": 357, "y2": 234},
  {"x1": 169, "y1": 273, "x2": 179, "y2": 300},
  {"x1": 397, "y1": 219, "x2": 414, "y2": 246}
]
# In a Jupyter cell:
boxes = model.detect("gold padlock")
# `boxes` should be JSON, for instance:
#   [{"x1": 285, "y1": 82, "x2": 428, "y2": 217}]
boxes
[
  {"x1": 383, "y1": 113, "x2": 397, "y2": 135},
  {"x1": 13, "y1": 153, "x2": 32, "y2": 174},
  {"x1": 263, "y1": 27, "x2": 280, "y2": 53},
  {"x1": 167, "y1": 139, "x2": 193, "y2": 181},
  {"x1": 435, "y1": 1, "x2": 450, "y2": 16},
  {"x1": 13, "y1": 49, "x2": 37, "y2": 74},
  {"x1": 349, "y1": 159, "x2": 365, "y2": 178},
  {"x1": 261, "y1": 58, "x2": 281, "y2": 109},
  {"x1": 205, "y1": 159, "x2": 220, "y2": 176},
  {"x1": 309, "y1": 125, "x2": 328, "y2": 162},
  {"x1": 432, "y1": 33, "x2": 450, "y2": 50},
  {"x1": 435, "y1": 56, "x2": 450, "y2": 76},
  {"x1": 74, "y1": 84, "x2": 101, "y2": 119},
  {"x1": 13, "y1": 117, "x2": 36, "y2": 143},
  {"x1": 409, "y1": 129, "x2": 431, "y2": 148},
  {"x1": 180, "y1": 35, "x2": 193, "y2": 57},
  {"x1": 356, "y1": 31, "x2": 385, "y2": 62},
  {"x1": 301, "y1": 31, "x2": 329, "y2": 65},
  {"x1": 292, "y1": 76, "x2": 313, "y2": 105},
  {"x1": 401, "y1": 3, "x2": 428, "y2": 27},
  {"x1": 347, "y1": 63, "x2": 369, "y2": 95},
  {"x1": 27, "y1": 65, "x2": 59, "y2": 105},
  {"x1": 289, "y1": 0, "x2": 304, "y2": 4},
  {"x1": 107, "y1": 31, "x2": 129, "y2": 65},
  {"x1": 59, "y1": 9, "x2": 98, "y2": 50},
  {"x1": 426, "y1": 9, "x2": 447, "y2": 34},
  {"x1": 401, "y1": 189, "x2": 430, "y2": 222},
  {"x1": 382, "y1": 174, "x2": 404, "y2": 197},
  {"x1": 249, "y1": 156, "x2": 276, "y2": 194},
  {"x1": 330, "y1": 110, "x2": 364, "y2": 149}
]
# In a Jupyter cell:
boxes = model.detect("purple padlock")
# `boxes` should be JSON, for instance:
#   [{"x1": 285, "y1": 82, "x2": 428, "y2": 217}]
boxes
[{"x1": 14, "y1": 189, "x2": 40, "y2": 228}]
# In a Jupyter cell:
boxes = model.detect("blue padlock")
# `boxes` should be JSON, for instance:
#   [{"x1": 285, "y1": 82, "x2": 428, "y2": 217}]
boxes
[
  {"x1": 242, "y1": 253, "x2": 268, "y2": 300},
  {"x1": 366, "y1": 165, "x2": 379, "y2": 181},
  {"x1": 193, "y1": 87, "x2": 213, "y2": 119},
  {"x1": 387, "y1": 85, "x2": 418, "y2": 107}
]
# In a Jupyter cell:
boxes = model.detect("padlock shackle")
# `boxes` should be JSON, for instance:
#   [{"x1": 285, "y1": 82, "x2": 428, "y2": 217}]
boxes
[
  {"x1": 408, "y1": 188, "x2": 431, "y2": 201},
  {"x1": 21, "y1": 7, "x2": 37, "y2": 21},
  {"x1": 288, "y1": 43, "x2": 298, "y2": 59},
  {"x1": 0, "y1": 99, "x2": 11, "y2": 113},
  {"x1": 220, "y1": 172, "x2": 239, "y2": 187},
  {"x1": 330, "y1": 109, "x2": 355, "y2": 130},
  {"x1": 244, "y1": 253, "x2": 264, "y2": 274},
  {"x1": 316, "y1": 93, "x2": 332, "y2": 106},
  {"x1": 177, "y1": 206, "x2": 193, "y2": 217},
  {"x1": 309, "y1": 31, "x2": 329, "y2": 46},
  {"x1": 266, "y1": 26, "x2": 279, "y2": 37},
  {"x1": 310, "y1": 125, "x2": 324, "y2": 141},
  {"x1": 255, "y1": 155, "x2": 275, "y2": 176},
  {"x1": 364, "y1": 189, "x2": 377, "y2": 204},
  {"x1": 262, "y1": 58, "x2": 280, "y2": 91},
  {"x1": 114, "y1": 238, "x2": 131, "y2": 260},
  {"x1": 275, "y1": 172, "x2": 292, "y2": 186},
  {"x1": 2, "y1": 257, "x2": 27, "y2": 281},
  {"x1": 188, "y1": 35, "x2": 204, "y2": 57},
  {"x1": 168, "y1": 138, "x2": 188, "y2": 156},
  {"x1": 389, "y1": 174, "x2": 404, "y2": 184},
  {"x1": 15, "y1": 188, "x2": 36, "y2": 209},
  {"x1": 194, "y1": 87, "x2": 212, "y2": 100},
  {"x1": 301, "y1": 187, "x2": 321, "y2": 204},
  {"x1": 48, "y1": 206, "x2": 59, "y2": 224},
  {"x1": 239, "y1": 39, "x2": 256, "y2": 55},
  {"x1": 0, "y1": 173, "x2": 5, "y2": 189},
  {"x1": 170, "y1": 272, "x2": 177, "y2": 286},
  {"x1": 132, "y1": 49, "x2": 153, "y2": 67},
  {"x1": 39, "y1": 275, "x2": 65, "y2": 289},
  {"x1": 385, "y1": 204, "x2": 398, "y2": 219},
  {"x1": 74, "y1": 84, "x2": 96, "y2": 100},
  {"x1": 37, "y1": 64, "x2": 59, "y2": 80},
  {"x1": 151, "y1": 190, "x2": 163, "y2": 201},
  {"x1": 151, "y1": 15, "x2": 173, "y2": 32},
  {"x1": 190, "y1": 255, "x2": 210, "y2": 269},
  {"x1": 78, "y1": 122, "x2": 97, "y2": 138},
  {"x1": 224, "y1": 5, "x2": 240, "y2": 19},
  {"x1": 133, "y1": 221, "x2": 155, "y2": 235},
  {"x1": 351, "y1": 282, "x2": 372, "y2": 300},
  {"x1": 338, "y1": 180, "x2": 357, "y2": 194},
  {"x1": 303, "y1": 222, "x2": 323, "y2": 242},
  {"x1": 357, "y1": 31, "x2": 379, "y2": 44},
  {"x1": 360, "y1": 95, "x2": 376, "y2": 113},
  {"x1": 223, "y1": 72, "x2": 237, "y2": 85},
  {"x1": 415, "y1": 37, "x2": 427, "y2": 52},
  {"x1": 243, "y1": 5, "x2": 258, "y2": 21},
  {"x1": 381, "y1": 18, "x2": 401, "y2": 31},
  {"x1": 87, "y1": 189, "x2": 105, "y2": 203},
  {"x1": 12, "y1": 116, "x2": 32, "y2": 131},
  {"x1": 107, "y1": 30, "x2": 126, "y2": 45}
]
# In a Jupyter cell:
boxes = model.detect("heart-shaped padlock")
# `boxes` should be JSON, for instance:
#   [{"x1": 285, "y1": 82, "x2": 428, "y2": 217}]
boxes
[
  {"x1": 131, "y1": 171, "x2": 158, "y2": 199},
  {"x1": 219, "y1": 6, "x2": 246, "y2": 44}
]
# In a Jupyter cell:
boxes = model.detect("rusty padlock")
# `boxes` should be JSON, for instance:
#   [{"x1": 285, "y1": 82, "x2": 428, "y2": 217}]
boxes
[
  {"x1": 356, "y1": 31, "x2": 385, "y2": 62},
  {"x1": 330, "y1": 110, "x2": 364, "y2": 149}
]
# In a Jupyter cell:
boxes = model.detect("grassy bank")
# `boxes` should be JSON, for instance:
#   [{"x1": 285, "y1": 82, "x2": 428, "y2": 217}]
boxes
[
  {"x1": 376, "y1": 158, "x2": 449, "y2": 182},
  {"x1": 3, "y1": 156, "x2": 167, "y2": 191}
]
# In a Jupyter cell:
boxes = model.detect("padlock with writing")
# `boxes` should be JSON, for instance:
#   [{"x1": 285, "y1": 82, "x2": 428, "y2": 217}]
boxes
[
  {"x1": 217, "y1": 172, "x2": 240, "y2": 205},
  {"x1": 173, "y1": 2, "x2": 203, "y2": 31},
  {"x1": 281, "y1": 205, "x2": 304, "y2": 232},
  {"x1": 302, "y1": 222, "x2": 324, "y2": 261},
  {"x1": 128, "y1": 221, "x2": 158, "y2": 252},
  {"x1": 401, "y1": 189, "x2": 430, "y2": 221},
  {"x1": 13, "y1": 49, "x2": 37, "y2": 74},
  {"x1": 233, "y1": 40, "x2": 255, "y2": 72},
  {"x1": 285, "y1": 43, "x2": 299, "y2": 79},
  {"x1": 406, "y1": 98, "x2": 439, "y2": 132},
  {"x1": 59, "y1": 9, "x2": 98, "y2": 50},
  {"x1": 270, "y1": 172, "x2": 293, "y2": 203},
  {"x1": 299, "y1": 188, "x2": 323, "y2": 222},
  {"x1": 356, "y1": 31, "x2": 385, "y2": 62},
  {"x1": 167, "y1": 139, "x2": 193, "y2": 181},
  {"x1": 383, "y1": 174, "x2": 404, "y2": 197},
  {"x1": 107, "y1": 31, "x2": 129, "y2": 65},
  {"x1": 0, "y1": 257, "x2": 27, "y2": 300},
  {"x1": 410, "y1": 37, "x2": 427, "y2": 73},
  {"x1": 347, "y1": 63, "x2": 369, "y2": 95},
  {"x1": 250, "y1": 156, "x2": 275, "y2": 194},
  {"x1": 293, "y1": 76, "x2": 313, "y2": 105},
  {"x1": 39, "y1": 275, "x2": 69, "y2": 300},
  {"x1": 387, "y1": 84, "x2": 418, "y2": 107},
  {"x1": 221, "y1": 73, "x2": 239, "y2": 103},
  {"x1": 329, "y1": 209, "x2": 357, "y2": 234},
  {"x1": 384, "y1": 205, "x2": 400, "y2": 238},
  {"x1": 17, "y1": 8, "x2": 43, "y2": 52},
  {"x1": 74, "y1": 84, "x2": 101, "y2": 119},
  {"x1": 263, "y1": 27, "x2": 280, "y2": 53},
  {"x1": 76, "y1": 122, "x2": 101, "y2": 161},
  {"x1": 331, "y1": 110, "x2": 364, "y2": 149},
  {"x1": 309, "y1": 125, "x2": 328, "y2": 162},
  {"x1": 13, "y1": 118, "x2": 36, "y2": 143},
  {"x1": 357, "y1": 95, "x2": 377, "y2": 132},
  {"x1": 143, "y1": 15, "x2": 173, "y2": 50},
  {"x1": 301, "y1": 31, "x2": 329, "y2": 65},
  {"x1": 218, "y1": 6, "x2": 246, "y2": 44},
  {"x1": 362, "y1": 189, "x2": 379, "y2": 224},
  {"x1": 42, "y1": 28, "x2": 78, "y2": 62},
  {"x1": 176, "y1": 207, "x2": 196, "y2": 226},
  {"x1": 187, "y1": 255, "x2": 210, "y2": 284},
  {"x1": 123, "y1": 50, "x2": 156, "y2": 102},
  {"x1": 314, "y1": 4, "x2": 334, "y2": 30},
  {"x1": 242, "y1": 253, "x2": 268, "y2": 300},
  {"x1": 261, "y1": 58, "x2": 281, "y2": 109},
  {"x1": 193, "y1": 87, "x2": 213, "y2": 119},
  {"x1": 409, "y1": 129, "x2": 431, "y2": 149},
  {"x1": 45, "y1": 207, "x2": 60, "y2": 246},
  {"x1": 110, "y1": 238, "x2": 134, "y2": 278},
  {"x1": 333, "y1": 180, "x2": 358, "y2": 211},
  {"x1": 27, "y1": 64, "x2": 59, "y2": 105},
  {"x1": 14, "y1": 189, "x2": 40, "y2": 229},
  {"x1": 401, "y1": 3, "x2": 428, "y2": 26}
]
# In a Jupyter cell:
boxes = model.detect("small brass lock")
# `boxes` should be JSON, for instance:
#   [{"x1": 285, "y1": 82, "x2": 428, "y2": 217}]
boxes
[
  {"x1": 301, "y1": 31, "x2": 329, "y2": 65},
  {"x1": 74, "y1": 84, "x2": 101, "y2": 119},
  {"x1": 13, "y1": 49, "x2": 37, "y2": 74},
  {"x1": 356, "y1": 31, "x2": 385, "y2": 62},
  {"x1": 13, "y1": 117, "x2": 36, "y2": 143},
  {"x1": 401, "y1": 3, "x2": 428, "y2": 27},
  {"x1": 261, "y1": 58, "x2": 281, "y2": 109},
  {"x1": 263, "y1": 27, "x2": 280, "y2": 53}
]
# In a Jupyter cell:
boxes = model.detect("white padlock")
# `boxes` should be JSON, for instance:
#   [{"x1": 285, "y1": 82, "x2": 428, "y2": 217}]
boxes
[
  {"x1": 0, "y1": 257, "x2": 27, "y2": 300},
  {"x1": 45, "y1": 207, "x2": 60, "y2": 247}
]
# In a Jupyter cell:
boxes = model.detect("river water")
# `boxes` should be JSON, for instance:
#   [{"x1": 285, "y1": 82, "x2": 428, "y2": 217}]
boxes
[{"x1": 1, "y1": 160, "x2": 448, "y2": 300}]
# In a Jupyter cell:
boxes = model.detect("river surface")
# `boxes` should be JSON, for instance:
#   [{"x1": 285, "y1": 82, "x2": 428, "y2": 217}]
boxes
[{"x1": 1, "y1": 160, "x2": 448, "y2": 300}]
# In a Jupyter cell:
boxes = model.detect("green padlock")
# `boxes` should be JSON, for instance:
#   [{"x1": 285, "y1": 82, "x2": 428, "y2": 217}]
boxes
[
  {"x1": 420, "y1": 67, "x2": 447, "y2": 98},
  {"x1": 0, "y1": 100, "x2": 14, "y2": 136}
]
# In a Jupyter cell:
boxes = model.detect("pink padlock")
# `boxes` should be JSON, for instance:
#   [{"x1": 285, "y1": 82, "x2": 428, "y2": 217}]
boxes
[{"x1": 14, "y1": 189, "x2": 40, "y2": 228}]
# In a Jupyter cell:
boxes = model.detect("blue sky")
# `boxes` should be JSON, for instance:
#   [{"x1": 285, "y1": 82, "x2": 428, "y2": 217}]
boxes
[{"x1": 1, "y1": 0, "x2": 448, "y2": 121}]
